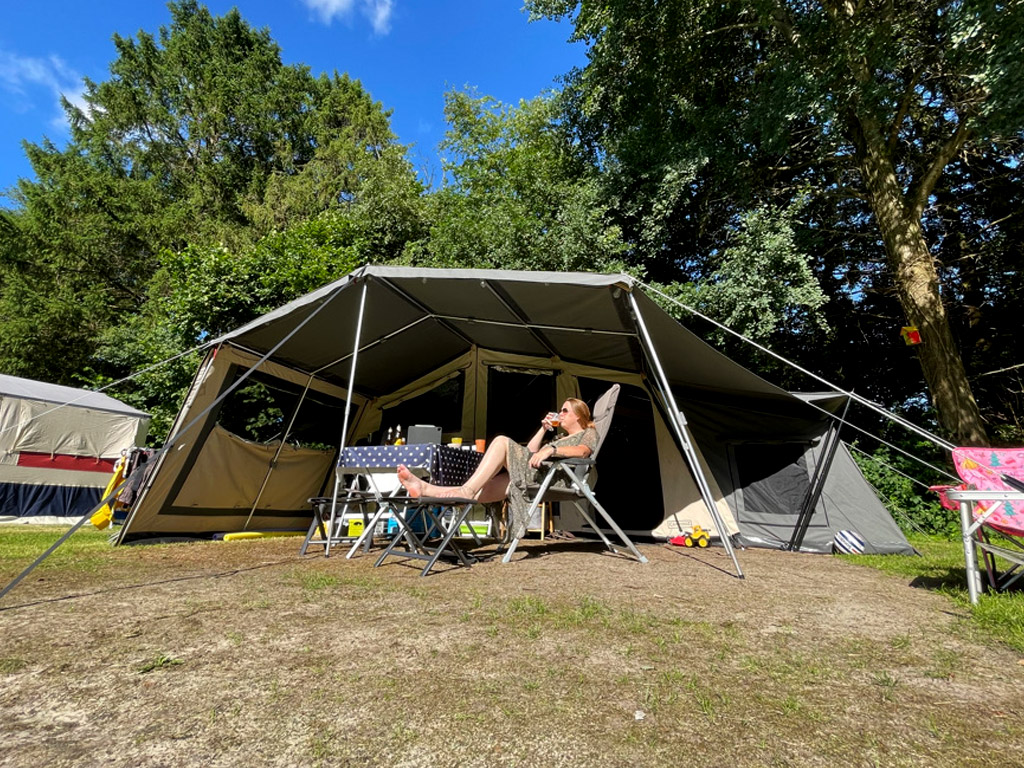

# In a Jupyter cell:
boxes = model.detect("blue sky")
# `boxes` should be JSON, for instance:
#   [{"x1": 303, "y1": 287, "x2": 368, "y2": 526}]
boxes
[{"x1": 0, "y1": 1, "x2": 586, "y2": 201}]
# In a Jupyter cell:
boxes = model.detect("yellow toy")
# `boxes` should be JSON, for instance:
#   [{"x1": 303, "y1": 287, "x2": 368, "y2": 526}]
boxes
[
  {"x1": 687, "y1": 525, "x2": 710, "y2": 547},
  {"x1": 669, "y1": 524, "x2": 710, "y2": 548}
]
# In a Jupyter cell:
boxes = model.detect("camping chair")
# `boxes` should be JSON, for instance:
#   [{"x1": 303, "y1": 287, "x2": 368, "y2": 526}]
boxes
[
  {"x1": 374, "y1": 494, "x2": 483, "y2": 576},
  {"x1": 299, "y1": 487, "x2": 379, "y2": 556},
  {"x1": 933, "y1": 447, "x2": 1024, "y2": 602},
  {"x1": 500, "y1": 384, "x2": 648, "y2": 564}
]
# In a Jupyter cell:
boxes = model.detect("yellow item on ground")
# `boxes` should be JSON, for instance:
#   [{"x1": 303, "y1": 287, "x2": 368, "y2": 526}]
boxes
[{"x1": 222, "y1": 531, "x2": 305, "y2": 541}]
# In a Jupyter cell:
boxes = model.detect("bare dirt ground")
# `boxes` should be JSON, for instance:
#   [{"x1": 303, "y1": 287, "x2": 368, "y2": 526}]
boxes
[{"x1": 1, "y1": 534, "x2": 1022, "y2": 767}]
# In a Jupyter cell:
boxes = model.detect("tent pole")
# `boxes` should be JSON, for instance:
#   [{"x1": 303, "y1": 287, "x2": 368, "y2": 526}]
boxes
[
  {"x1": 325, "y1": 281, "x2": 369, "y2": 554},
  {"x1": 118, "y1": 284, "x2": 349, "y2": 545},
  {"x1": 243, "y1": 376, "x2": 315, "y2": 531},
  {"x1": 641, "y1": 281, "x2": 956, "y2": 452},
  {"x1": 1, "y1": 478, "x2": 125, "y2": 601},
  {"x1": 788, "y1": 397, "x2": 851, "y2": 551},
  {"x1": 627, "y1": 293, "x2": 744, "y2": 579}
]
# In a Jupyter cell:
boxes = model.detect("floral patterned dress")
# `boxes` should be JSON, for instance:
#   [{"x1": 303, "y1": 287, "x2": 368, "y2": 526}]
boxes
[{"x1": 505, "y1": 426, "x2": 599, "y2": 537}]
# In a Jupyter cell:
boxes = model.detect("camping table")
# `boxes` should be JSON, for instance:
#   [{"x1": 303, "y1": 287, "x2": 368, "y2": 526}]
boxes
[
  {"x1": 946, "y1": 488, "x2": 1024, "y2": 605},
  {"x1": 337, "y1": 444, "x2": 484, "y2": 557}
]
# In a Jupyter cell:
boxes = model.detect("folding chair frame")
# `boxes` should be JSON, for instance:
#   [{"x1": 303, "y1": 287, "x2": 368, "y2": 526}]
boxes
[
  {"x1": 374, "y1": 496, "x2": 482, "y2": 577},
  {"x1": 500, "y1": 457, "x2": 649, "y2": 564},
  {"x1": 299, "y1": 486, "x2": 378, "y2": 557}
]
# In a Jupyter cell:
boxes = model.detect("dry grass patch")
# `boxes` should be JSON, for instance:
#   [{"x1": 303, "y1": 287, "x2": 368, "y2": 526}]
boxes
[{"x1": 1, "y1": 529, "x2": 1022, "y2": 766}]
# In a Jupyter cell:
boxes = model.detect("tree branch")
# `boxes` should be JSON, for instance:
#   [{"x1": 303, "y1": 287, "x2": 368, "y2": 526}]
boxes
[
  {"x1": 908, "y1": 120, "x2": 972, "y2": 218},
  {"x1": 887, "y1": 67, "x2": 924, "y2": 154}
]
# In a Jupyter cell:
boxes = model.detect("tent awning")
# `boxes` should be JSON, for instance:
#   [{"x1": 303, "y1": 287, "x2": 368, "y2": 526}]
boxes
[{"x1": 214, "y1": 266, "x2": 791, "y2": 401}]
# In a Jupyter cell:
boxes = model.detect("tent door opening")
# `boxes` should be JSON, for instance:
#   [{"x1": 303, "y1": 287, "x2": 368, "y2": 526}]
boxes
[
  {"x1": 486, "y1": 367, "x2": 557, "y2": 444},
  {"x1": 576, "y1": 378, "x2": 664, "y2": 531}
]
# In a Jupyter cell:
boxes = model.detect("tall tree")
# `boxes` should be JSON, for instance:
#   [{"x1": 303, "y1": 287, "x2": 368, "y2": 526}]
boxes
[
  {"x1": 530, "y1": 0, "x2": 1024, "y2": 445},
  {"x1": 0, "y1": 1, "x2": 419, "y2": 385},
  {"x1": 409, "y1": 90, "x2": 628, "y2": 273}
]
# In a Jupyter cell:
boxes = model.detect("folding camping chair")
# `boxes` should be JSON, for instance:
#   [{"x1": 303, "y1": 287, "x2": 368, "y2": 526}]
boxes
[
  {"x1": 374, "y1": 494, "x2": 484, "y2": 576},
  {"x1": 933, "y1": 447, "x2": 1024, "y2": 603},
  {"x1": 500, "y1": 384, "x2": 648, "y2": 564},
  {"x1": 299, "y1": 487, "x2": 379, "y2": 556}
]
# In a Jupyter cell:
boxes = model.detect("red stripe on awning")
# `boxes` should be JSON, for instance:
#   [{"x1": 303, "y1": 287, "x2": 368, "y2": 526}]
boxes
[{"x1": 16, "y1": 452, "x2": 117, "y2": 473}]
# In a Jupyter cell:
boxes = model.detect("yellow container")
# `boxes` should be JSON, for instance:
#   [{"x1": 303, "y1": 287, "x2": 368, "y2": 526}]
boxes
[{"x1": 347, "y1": 518, "x2": 365, "y2": 537}]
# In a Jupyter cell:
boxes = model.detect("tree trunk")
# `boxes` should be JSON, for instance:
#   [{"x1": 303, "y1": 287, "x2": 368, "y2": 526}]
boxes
[{"x1": 854, "y1": 122, "x2": 989, "y2": 446}]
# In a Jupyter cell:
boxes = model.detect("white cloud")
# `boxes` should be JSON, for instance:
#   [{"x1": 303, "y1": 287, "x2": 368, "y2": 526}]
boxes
[
  {"x1": 301, "y1": 0, "x2": 394, "y2": 35},
  {"x1": 0, "y1": 49, "x2": 86, "y2": 130},
  {"x1": 302, "y1": 0, "x2": 357, "y2": 25},
  {"x1": 364, "y1": 0, "x2": 394, "y2": 35}
]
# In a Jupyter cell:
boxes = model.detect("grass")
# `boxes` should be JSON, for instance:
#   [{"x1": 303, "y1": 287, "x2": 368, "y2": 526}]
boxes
[
  {"x1": 841, "y1": 532, "x2": 1024, "y2": 652},
  {"x1": 136, "y1": 653, "x2": 184, "y2": 674},
  {"x1": 0, "y1": 525, "x2": 112, "y2": 575},
  {"x1": 5, "y1": 526, "x2": 1023, "y2": 653},
  {"x1": 2, "y1": 526, "x2": 1023, "y2": 767}
]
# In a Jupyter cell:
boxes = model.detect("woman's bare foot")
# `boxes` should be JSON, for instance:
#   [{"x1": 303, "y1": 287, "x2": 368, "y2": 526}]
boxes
[{"x1": 397, "y1": 465, "x2": 425, "y2": 498}]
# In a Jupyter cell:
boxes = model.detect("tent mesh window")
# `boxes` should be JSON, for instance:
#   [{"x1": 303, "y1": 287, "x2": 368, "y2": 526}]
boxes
[
  {"x1": 732, "y1": 443, "x2": 812, "y2": 531},
  {"x1": 379, "y1": 372, "x2": 465, "y2": 443},
  {"x1": 216, "y1": 370, "x2": 348, "y2": 449}
]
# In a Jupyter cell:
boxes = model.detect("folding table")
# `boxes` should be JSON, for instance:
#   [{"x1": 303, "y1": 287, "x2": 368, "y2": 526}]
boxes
[
  {"x1": 946, "y1": 488, "x2": 1024, "y2": 604},
  {"x1": 332, "y1": 443, "x2": 483, "y2": 559}
]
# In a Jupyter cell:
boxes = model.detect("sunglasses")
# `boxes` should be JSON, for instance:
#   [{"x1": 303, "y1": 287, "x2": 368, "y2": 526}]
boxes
[{"x1": 559, "y1": 407, "x2": 570, "y2": 413}]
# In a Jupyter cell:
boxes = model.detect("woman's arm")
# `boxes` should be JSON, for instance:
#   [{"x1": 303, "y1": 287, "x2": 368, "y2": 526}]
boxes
[
  {"x1": 526, "y1": 415, "x2": 555, "y2": 453},
  {"x1": 528, "y1": 431, "x2": 594, "y2": 468}
]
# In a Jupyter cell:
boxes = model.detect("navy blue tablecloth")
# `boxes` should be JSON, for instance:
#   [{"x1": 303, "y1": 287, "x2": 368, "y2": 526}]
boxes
[{"x1": 339, "y1": 444, "x2": 483, "y2": 486}]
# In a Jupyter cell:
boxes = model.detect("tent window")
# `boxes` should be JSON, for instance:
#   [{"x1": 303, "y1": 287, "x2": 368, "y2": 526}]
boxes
[
  {"x1": 486, "y1": 367, "x2": 557, "y2": 443},
  {"x1": 380, "y1": 372, "x2": 464, "y2": 439},
  {"x1": 216, "y1": 370, "x2": 348, "y2": 450},
  {"x1": 578, "y1": 378, "x2": 663, "y2": 530},
  {"x1": 732, "y1": 443, "x2": 811, "y2": 521}
]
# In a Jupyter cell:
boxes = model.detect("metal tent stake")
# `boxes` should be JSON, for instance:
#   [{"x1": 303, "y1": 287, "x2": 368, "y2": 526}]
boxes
[{"x1": 627, "y1": 293, "x2": 744, "y2": 579}]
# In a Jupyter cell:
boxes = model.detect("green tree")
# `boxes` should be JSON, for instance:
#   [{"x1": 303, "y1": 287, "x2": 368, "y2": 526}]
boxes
[
  {"x1": 409, "y1": 90, "x2": 628, "y2": 273},
  {"x1": 0, "y1": 1, "x2": 419, "y2": 386},
  {"x1": 531, "y1": 0, "x2": 1024, "y2": 445},
  {"x1": 93, "y1": 211, "x2": 370, "y2": 440}
]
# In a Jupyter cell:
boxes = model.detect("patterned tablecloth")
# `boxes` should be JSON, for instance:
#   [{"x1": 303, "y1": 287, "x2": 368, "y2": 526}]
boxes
[{"x1": 339, "y1": 444, "x2": 483, "y2": 487}]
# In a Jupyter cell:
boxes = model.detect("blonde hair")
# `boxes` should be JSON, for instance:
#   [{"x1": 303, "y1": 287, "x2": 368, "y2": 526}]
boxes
[{"x1": 565, "y1": 398, "x2": 594, "y2": 429}]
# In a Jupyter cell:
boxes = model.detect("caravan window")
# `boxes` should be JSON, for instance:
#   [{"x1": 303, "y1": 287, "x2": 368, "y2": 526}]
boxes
[{"x1": 216, "y1": 370, "x2": 348, "y2": 449}]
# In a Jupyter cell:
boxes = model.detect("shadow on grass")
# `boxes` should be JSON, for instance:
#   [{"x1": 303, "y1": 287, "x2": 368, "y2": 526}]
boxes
[
  {"x1": 0, "y1": 558, "x2": 296, "y2": 613},
  {"x1": 908, "y1": 568, "x2": 970, "y2": 592}
]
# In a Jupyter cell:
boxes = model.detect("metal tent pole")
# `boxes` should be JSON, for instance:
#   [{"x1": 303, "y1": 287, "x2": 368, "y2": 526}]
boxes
[
  {"x1": 628, "y1": 293, "x2": 744, "y2": 579},
  {"x1": 325, "y1": 281, "x2": 369, "y2": 555},
  {"x1": 0, "y1": 478, "x2": 126, "y2": 601},
  {"x1": 788, "y1": 397, "x2": 851, "y2": 552}
]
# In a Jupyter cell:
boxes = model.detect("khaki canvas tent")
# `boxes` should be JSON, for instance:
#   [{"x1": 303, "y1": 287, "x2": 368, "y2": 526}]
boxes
[
  {"x1": 0, "y1": 374, "x2": 150, "y2": 522},
  {"x1": 117, "y1": 266, "x2": 912, "y2": 560}
]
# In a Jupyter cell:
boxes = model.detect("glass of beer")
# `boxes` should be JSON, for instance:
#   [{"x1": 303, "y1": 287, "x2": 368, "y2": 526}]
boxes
[{"x1": 547, "y1": 411, "x2": 560, "y2": 428}]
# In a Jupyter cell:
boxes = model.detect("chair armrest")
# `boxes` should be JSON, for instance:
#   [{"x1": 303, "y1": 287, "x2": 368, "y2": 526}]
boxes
[{"x1": 545, "y1": 457, "x2": 594, "y2": 466}]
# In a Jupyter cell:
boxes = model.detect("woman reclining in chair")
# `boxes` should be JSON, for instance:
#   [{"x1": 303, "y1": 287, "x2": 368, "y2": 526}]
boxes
[{"x1": 397, "y1": 398, "x2": 598, "y2": 532}]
